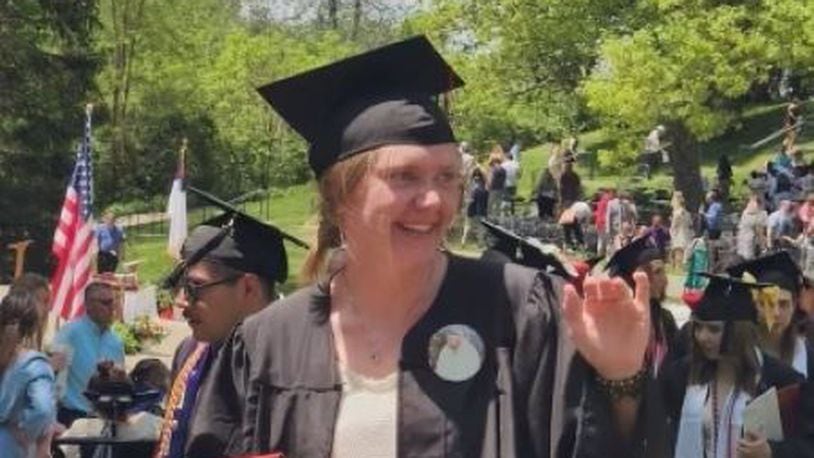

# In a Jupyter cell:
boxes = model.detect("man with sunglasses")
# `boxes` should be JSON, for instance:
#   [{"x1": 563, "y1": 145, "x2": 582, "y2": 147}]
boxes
[
  {"x1": 52, "y1": 281, "x2": 125, "y2": 428},
  {"x1": 154, "y1": 187, "x2": 307, "y2": 458}
]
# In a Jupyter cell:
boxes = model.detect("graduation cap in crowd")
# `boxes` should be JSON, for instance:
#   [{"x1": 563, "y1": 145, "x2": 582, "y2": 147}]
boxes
[
  {"x1": 257, "y1": 35, "x2": 464, "y2": 177},
  {"x1": 479, "y1": 219, "x2": 602, "y2": 282},
  {"x1": 726, "y1": 251, "x2": 803, "y2": 294},
  {"x1": 163, "y1": 187, "x2": 309, "y2": 289},
  {"x1": 604, "y1": 235, "x2": 663, "y2": 287},
  {"x1": 693, "y1": 273, "x2": 772, "y2": 323}
]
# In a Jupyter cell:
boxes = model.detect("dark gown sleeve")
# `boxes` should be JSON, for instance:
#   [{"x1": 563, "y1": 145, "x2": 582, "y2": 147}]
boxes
[
  {"x1": 503, "y1": 266, "x2": 669, "y2": 458},
  {"x1": 185, "y1": 327, "x2": 253, "y2": 458},
  {"x1": 761, "y1": 355, "x2": 814, "y2": 458}
]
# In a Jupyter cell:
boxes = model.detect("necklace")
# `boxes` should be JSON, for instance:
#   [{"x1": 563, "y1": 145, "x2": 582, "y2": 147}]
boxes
[{"x1": 334, "y1": 256, "x2": 446, "y2": 364}]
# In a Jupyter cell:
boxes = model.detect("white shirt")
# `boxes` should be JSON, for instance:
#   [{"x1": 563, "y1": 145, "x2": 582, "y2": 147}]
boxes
[
  {"x1": 502, "y1": 159, "x2": 520, "y2": 187},
  {"x1": 332, "y1": 365, "x2": 398, "y2": 458}
]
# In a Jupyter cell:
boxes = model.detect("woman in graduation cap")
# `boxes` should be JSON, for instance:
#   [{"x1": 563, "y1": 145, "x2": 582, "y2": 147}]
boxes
[
  {"x1": 728, "y1": 252, "x2": 814, "y2": 382},
  {"x1": 660, "y1": 274, "x2": 814, "y2": 458},
  {"x1": 211, "y1": 36, "x2": 662, "y2": 458}
]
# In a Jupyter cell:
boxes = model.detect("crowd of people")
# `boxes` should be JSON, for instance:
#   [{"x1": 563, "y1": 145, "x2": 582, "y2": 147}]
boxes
[{"x1": 1, "y1": 35, "x2": 813, "y2": 458}]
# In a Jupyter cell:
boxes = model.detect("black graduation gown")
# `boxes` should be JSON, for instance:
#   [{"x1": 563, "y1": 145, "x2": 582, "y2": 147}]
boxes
[
  {"x1": 194, "y1": 255, "x2": 667, "y2": 457},
  {"x1": 660, "y1": 353, "x2": 814, "y2": 457},
  {"x1": 651, "y1": 299, "x2": 680, "y2": 367}
]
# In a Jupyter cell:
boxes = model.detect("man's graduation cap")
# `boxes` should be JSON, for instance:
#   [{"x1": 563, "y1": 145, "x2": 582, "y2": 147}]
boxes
[
  {"x1": 479, "y1": 219, "x2": 604, "y2": 280},
  {"x1": 163, "y1": 187, "x2": 308, "y2": 288},
  {"x1": 257, "y1": 35, "x2": 464, "y2": 177},
  {"x1": 693, "y1": 273, "x2": 772, "y2": 323},
  {"x1": 726, "y1": 251, "x2": 803, "y2": 294},
  {"x1": 604, "y1": 236, "x2": 662, "y2": 287}
]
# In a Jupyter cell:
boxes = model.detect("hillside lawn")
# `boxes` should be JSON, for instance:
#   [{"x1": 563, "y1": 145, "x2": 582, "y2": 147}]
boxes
[{"x1": 126, "y1": 101, "x2": 813, "y2": 291}]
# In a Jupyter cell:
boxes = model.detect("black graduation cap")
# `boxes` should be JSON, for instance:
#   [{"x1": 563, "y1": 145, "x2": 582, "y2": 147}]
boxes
[
  {"x1": 257, "y1": 35, "x2": 464, "y2": 177},
  {"x1": 726, "y1": 251, "x2": 803, "y2": 293},
  {"x1": 480, "y1": 219, "x2": 579, "y2": 279},
  {"x1": 693, "y1": 273, "x2": 772, "y2": 322},
  {"x1": 604, "y1": 236, "x2": 663, "y2": 287},
  {"x1": 163, "y1": 187, "x2": 309, "y2": 288}
]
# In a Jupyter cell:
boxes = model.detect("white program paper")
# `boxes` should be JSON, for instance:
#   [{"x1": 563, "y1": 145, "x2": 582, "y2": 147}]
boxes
[{"x1": 743, "y1": 387, "x2": 784, "y2": 441}]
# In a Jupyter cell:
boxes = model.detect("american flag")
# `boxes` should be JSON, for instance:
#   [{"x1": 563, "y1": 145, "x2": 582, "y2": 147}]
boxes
[{"x1": 50, "y1": 105, "x2": 96, "y2": 319}]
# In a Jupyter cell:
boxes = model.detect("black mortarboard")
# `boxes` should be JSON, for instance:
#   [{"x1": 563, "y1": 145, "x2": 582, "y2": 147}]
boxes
[
  {"x1": 726, "y1": 251, "x2": 803, "y2": 293},
  {"x1": 480, "y1": 220, "x2": 578, "y2": 279},
  {"x1": 604, "y1": 236, "x2": 663, "y2": 286},
  {"x1": 163, "y1": 187, "x2": 309, "y2": 288},
  {"x1": 693, "y1": 273, "x2": 772, "y2": 322},
  {"x1": 257, "y1": 35, "x2": 464, "y2": 177}
]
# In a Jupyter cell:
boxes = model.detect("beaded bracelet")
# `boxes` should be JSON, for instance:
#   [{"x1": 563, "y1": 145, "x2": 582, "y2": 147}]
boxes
[{"x1": 595, "y1": 366, "x2": 647, "y2": 401}]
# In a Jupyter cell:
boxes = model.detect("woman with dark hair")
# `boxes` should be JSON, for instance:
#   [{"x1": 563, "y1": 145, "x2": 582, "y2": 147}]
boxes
[
  {"x1": 0, "y1": 290, "x2": 57, "y2": 458},
  {"x1": 728, "y1": 252, "x2": 814, "y2": 381},
  {"x1": 661, "y1": 274, "x2": 814, "y2": 457}
]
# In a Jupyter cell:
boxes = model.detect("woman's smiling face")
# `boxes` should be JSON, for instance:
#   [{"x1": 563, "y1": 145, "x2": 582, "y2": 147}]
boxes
[{"x1": 339, "y1": 143, "x2": 462, "y2": 267}]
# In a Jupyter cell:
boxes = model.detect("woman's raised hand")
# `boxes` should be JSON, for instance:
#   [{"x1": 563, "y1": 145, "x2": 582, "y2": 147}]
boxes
[{"x1": 562, "y1": 272, "x2": 651, "y2": 380}]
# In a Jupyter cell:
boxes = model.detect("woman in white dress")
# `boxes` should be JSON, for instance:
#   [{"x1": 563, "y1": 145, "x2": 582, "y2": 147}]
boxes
[
  {"x1": 669, "y1": 191, "x2": 694, "y2": 270},
  {"x1": 736, "y1": 193, "x2": 768, "y2": 261}
]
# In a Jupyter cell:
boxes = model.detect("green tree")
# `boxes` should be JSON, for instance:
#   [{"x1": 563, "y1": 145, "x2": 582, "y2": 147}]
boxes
[
  {"x1": 0, "y1": 0, "x2": 99, "y2": 277},
  {"x1": 583, "y1": 0, "x2": 814, "y2": 210},
  {"x1": 403, "y1": 0, "x2": 638, "y2": 152}
]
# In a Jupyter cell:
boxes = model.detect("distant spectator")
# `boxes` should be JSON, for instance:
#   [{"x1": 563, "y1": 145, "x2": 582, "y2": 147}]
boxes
[
  {"x1": 559, "y1": 201, "x2": 591, "y2": 251},
  {"x1": 683, "y1": 232, "x2": 710, "y2": 293},
  {"x1": 486, "y1": 146, "x2": 506, "y2": 218},
  {"x1": 791, "y1": 147, "x2": 807, "y2": 177},
  {"x1": 613, "y1": 221, "x2": 636, "y2": 252},
  {"x1": 767, "y1": 200, "x2": 797, "y2": 250},
  {"x1": 736, "y1": 193, "x2": 768, "y2": 260},
  {"x1": 620, "y1": 192, "x2": 638, "y2": 227},
  {"x1": 0, "y1": 289, "x2": 57, "y2": 458},
  {"x1": 784, "y1": 97, "x2": 804, "y2": 146},
  {"x1": 716, "y1": 154, "x2": 733, "y2": 202},
  {"x1": 701, "y1": 190, "x2": 723, "y2": 239},
  {"x1": 547, "y1": 144, "x2": 565, "y2": 181},
  {"x1": 461, "y1": 168, "x2": 488, "y2": 246},
  {"x1": 772, "y1": 147, "x2": 793, "y2": 173},
  {"x1": 645, "y1": 215, "x2": 670, "y2": 255},
  {"x1": 9, "y1": 273, "x2": 51, "y2": 350},
  {"x1": 96, "y1": 211, "x2": 125, "y2": 273},
  {"x1": 533, "y1": 167, "x2": 558, "y2": 221},
  {"x1": 595, "y1": 188, "x2": 613, "y2": 256},
  {"x1": 508, "y1": 141, "x2": 521, "y2": 163},
  {"x1": 798, "y1": 191, "x2": 814, "y2": 233},
  {"x1": 669, "y1": 192, "x2": 694, "y2": 270},
  {"x1": 605, "y1": 189, "x2": 628, "y2": 257},
  {"x1": 796, "y1": 225, "x2": 814, "y2": 281},
  {"x1": 52, "y1": 282, "x2": 125, "y2": 428},
  {"x1": 558, "y1": 161, "x2": 582, "y2": 209},
  {"x1": 800, "y1": 165, "x2": 814, "y2": 195},
  {"x1": 501, "y1": 153, "x2": 521, "y2": 215}
]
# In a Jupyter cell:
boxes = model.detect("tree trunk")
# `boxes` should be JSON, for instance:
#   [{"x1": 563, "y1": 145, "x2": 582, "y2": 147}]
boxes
[
  {"x1": 327, "y1": 0, "x2": 339, "y2": 29},
  {"x1": 665, "y1": 121, "x2": 705, "y2": 213},
  {"x1": 352, "y1": 0, "x2": 362, "y2": 39}
]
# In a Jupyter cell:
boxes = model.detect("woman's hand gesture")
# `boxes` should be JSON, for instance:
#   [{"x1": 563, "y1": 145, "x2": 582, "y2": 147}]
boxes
[{"x1": 562, "y1": 272, "x2": 651, "y2": 380}]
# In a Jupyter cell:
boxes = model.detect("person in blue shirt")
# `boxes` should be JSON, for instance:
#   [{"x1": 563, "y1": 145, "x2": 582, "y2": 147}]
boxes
[
  {"x1": 96, "y1": 211, "x2": 125, "y2": 273},
  {"x1": 52, "y1": 281, "x2": 125, "y2": 427},
  {"x1": 702, "y1": 189, "x2": 724, "y2": 240},
  {"x1": 0, "y1": 289, "x2": 57, "y2": 458}
]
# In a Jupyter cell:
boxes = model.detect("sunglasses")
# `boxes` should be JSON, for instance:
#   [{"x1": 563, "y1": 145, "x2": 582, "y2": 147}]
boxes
[{"x1": 178, "y1": 274, "x2": 242, "y2": 303}]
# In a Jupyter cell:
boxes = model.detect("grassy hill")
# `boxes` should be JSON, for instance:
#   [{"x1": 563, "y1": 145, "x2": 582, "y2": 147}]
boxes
[{"x1": 127, "y1": 101, "x2": 812, "y2": 289}]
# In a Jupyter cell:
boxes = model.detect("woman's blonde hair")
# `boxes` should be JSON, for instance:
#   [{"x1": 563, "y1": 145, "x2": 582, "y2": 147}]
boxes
[
  {"x1": 299, "y1": 151, "x2": 377, "y2": 284},
  {"x1": 488, "y1": 144, "x2": 505, "y2": 165}
]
